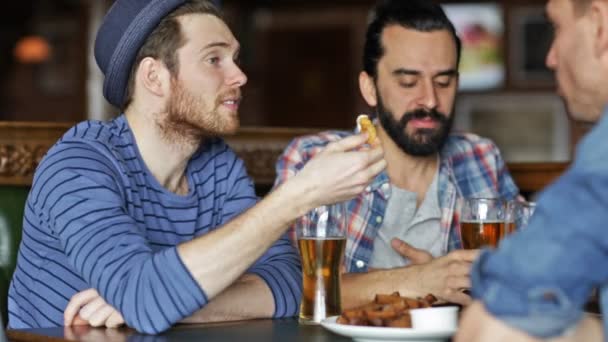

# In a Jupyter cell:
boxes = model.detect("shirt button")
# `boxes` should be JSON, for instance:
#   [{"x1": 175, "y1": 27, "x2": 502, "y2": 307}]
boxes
[
  {"x1": 365, "y1": 186, "x2": 372, "y2": 193},
  {"x1": 356, "y1": 260, "x2": 365, "y2": 268},
  {"x1": 376, "y1": 216, "x2": 383, "y2": 224}
]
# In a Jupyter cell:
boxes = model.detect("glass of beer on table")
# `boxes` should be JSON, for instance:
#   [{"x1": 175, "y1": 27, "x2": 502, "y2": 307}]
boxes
[
  {"x1": 296, "y1": 203, "x2": 347, "y2": 324},
  {"x1": 504, "y1": 200, "x2": 537, "y2": 235},
  {"x1": 460, "y1": 197, "x2": 505, "y2": 249}
]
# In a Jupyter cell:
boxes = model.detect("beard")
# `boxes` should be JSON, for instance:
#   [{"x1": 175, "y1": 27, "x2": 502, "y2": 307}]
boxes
[
  {"x1": 158, "y1": 79, "x2": 241, "y2": 145},
  {"x1": 376, "y1": 93, "x2": 453, "y2": 156}
]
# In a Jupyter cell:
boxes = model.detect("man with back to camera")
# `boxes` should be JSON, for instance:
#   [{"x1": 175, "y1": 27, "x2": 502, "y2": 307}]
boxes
[
  {"x1": 7, "y1": 0, "x2": 386, "y2": 333},
  {"x1": 274, "y1": 0, "x2": 519, "y2": 308},
  {"x1": 456, "y1": 0, "x2": 608, "y2": 341}
]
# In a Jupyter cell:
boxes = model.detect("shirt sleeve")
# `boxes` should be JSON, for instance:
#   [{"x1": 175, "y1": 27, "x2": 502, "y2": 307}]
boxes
[
  {"x1": 30, "y1": 141, "x2": 206, "y2": 334},
  {"x1": 273, "y1": 137, "x2": 310, "y2": 245},
  {"x1": 219, "y1": 149, "x2": 302, "y2": 318},
  {"x1": 471, "y1": 118, "x2": 608, "y2": 337},
  {"x1": 247, "y1": 234, "x2": 302, "y2": 318}
]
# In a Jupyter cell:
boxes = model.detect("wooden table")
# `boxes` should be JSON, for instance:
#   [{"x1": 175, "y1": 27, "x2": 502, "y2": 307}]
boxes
[{"x1": 7, "y1": 318, "x2": 352, "y2": 342}]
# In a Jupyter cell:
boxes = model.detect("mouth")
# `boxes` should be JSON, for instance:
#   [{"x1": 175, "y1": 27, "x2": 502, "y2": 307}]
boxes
[
  {"x1": 220, "y1": 97, "x2": 242, "y2": 111},
  {"x1": 408, "y1": 118, "x2": 439, "y2": 129}
]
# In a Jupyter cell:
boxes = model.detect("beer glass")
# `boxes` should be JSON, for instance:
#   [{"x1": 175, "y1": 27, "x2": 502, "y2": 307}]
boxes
[
  {"x1": 296, "y1": 204, "x2": 347, "y2": 324},
  {"x1": 460, "y1": 198, "x2": 505, "y2": 249},
  {"x1": 505, "y1": 200, "x2": 536, "y2": 233}
]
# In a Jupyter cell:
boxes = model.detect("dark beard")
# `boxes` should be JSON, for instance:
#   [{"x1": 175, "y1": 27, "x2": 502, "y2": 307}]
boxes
[{"x1": 376, "y1": 94, "x2": 453, "y2": 156}]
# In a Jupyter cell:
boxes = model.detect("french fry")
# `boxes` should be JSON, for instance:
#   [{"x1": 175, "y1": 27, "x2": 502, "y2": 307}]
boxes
[{"x1": 337, "y1": 293, "x2": 438, "y2": 328}]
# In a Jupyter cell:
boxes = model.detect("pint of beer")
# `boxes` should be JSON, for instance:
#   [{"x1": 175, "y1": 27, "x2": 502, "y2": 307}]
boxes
[
  {"x1": 460, "y1": 198, "x2": 505, "y2": 249},
  {"x1": 504, "y1": 200, "x2": 537, "y2": 234},
  {"x1": 296, "y1": 204, "x2": 346, "y2": 324},
  {"x1": 461, "y1": 220, "x2": 503, "y2": 248}
]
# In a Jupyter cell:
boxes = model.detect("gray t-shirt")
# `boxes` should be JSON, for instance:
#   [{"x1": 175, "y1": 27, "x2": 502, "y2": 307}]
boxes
[{"x1": 368, "y1": 171, "x2": 442, "y2": 269}]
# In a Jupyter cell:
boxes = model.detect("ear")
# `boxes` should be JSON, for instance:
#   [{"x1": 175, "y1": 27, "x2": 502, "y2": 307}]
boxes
[
  {"x1": 589, "y1": 0, "x2": 608, "y2": 59},
  {"x1": 137, "y1": 57, "x2": 170, "y2": 98},
  {"x1": 359, "y1": 71, "x2": 378, "y2": 107}
]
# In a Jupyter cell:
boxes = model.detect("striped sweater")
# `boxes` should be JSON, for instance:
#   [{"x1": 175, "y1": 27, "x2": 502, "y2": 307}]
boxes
[{"x1": 8, "y1": 115, "x2": 301, "y2": 333}]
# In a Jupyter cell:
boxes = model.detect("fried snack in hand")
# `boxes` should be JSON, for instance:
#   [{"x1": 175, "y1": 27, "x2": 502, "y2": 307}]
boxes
[
  {"x1": 338, "y1": 292, "x2": 437, "y2": 328},
  {"x1": 356, "y1": 114, "x2": 377, "y2": 145}
]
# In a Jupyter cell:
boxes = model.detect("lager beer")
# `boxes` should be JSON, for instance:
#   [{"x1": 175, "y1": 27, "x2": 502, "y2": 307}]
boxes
[
  {"x1": 298, "y1": 237, "x2": 346, "y2": 324},
  {"x1": 461, "y1": 220, "x2": 502, "y2": 249}
]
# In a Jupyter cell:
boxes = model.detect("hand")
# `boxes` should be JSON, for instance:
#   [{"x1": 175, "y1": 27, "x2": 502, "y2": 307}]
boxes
[
  {"x1": 64, "y1": 289, "x2": 125, "y2": 328},
  {"x1": 391, "y1": 239, "x2": 434, "y2": 264},
  {"x1": 294, "y1": 133, "x2": 386, "y2": 209},
  {"x1": 408, "y1": 249, "x2": 478, "y2": 305},
  {"x1": 64, "y1": 324, "x2": 127, "y2": 342},
  {"x1": 455, "y1": 301, "x2": 603, "y2": 342}
]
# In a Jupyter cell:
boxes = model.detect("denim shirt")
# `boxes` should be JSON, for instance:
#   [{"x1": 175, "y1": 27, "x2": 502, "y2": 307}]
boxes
[
  {"x1": 275, "y1": 129, "x2": 519, "y2": 273},
  {"x1": 471, "y1": 109, "x2": 608, "y2": 338}
]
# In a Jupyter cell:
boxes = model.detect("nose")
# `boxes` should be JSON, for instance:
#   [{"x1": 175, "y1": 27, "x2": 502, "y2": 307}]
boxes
[
  {"x1": 418, "y1": 80, "x2": 438, "y2": 110},
  {"x1": 228, "y1": 62, "x2": 248, "y2": 88},
  {"x1": 545, "y1": 40, "x2": 557, "y2": 70}
]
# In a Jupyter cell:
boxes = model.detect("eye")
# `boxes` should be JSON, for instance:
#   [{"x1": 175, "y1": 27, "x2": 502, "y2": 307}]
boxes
[
  {"x1": 434, "y1": 76, "x2": 453, "y2": 88},
  {"x1": 207, "y1": 56, "x2": 220, "y2": 65},
  {"x1": 399, "y1": 81, "x2": 416, "y2": 88},
  {"x1": 436, "y1": 81, "x2": 451, "y2": 88}
]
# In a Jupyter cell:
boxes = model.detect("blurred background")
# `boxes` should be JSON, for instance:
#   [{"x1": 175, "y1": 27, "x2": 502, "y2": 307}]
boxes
[{"x1": 0, "y1": 0, "x2": 590, "y2": 162}]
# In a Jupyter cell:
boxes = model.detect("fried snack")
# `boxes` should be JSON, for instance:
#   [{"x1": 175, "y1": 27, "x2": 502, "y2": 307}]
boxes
[
  {"x1": 338, "y1": 292, "x2": 437, "y2": 328},
  {"x1": 356, "y1": 114, "x2": 377, "y2": 145}
]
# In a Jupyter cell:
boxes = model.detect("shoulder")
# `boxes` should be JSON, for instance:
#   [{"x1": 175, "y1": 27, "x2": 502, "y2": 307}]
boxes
[
  {"x1": 60, "y1": 118, "x2": 127, "y2": 146},
  {"x1": 441, "y1": 131, "x2": 503, "y2": 162},
  {"x1": 34, "y1": 119, "x2": 130, "y2": 186}
]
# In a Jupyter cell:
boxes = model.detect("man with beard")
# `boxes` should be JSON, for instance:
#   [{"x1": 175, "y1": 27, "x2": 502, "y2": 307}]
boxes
[
  {"x1": 7, "y1": 0, "x2": 386, "y2": 334},
  {"x1": 275, "y1": 0, "x2": 518, "y2": 307}
]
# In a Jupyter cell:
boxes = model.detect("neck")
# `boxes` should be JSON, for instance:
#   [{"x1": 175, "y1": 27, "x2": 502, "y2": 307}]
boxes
[
  {"x1": 125, "y1": 106, "x2": 201, "y2": 195},
  {"x1": 377, "y1": 127, "x2": 439, "y2": 195}
]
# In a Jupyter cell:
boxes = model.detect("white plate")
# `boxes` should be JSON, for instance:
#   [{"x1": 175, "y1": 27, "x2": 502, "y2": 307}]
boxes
[{"x1": 320, "y1": 316, "x2": 456, "y2": 342}]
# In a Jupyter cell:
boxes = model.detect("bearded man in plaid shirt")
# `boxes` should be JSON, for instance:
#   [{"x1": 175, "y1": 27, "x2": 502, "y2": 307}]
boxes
[{"x1": 274, "y1": 0, "x2": 518, "y2": 309}]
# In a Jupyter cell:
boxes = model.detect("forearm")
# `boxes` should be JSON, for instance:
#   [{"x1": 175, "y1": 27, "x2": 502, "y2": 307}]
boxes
[
  {"x1": 178, "y1": 179, "x2": 311, "y2": 300},
  {"x1": 181, "y1": 274, "x2": 274, "y2": 324},
  {"x1": 341, "y1": 268, "x2": 423, "y2": 309}
]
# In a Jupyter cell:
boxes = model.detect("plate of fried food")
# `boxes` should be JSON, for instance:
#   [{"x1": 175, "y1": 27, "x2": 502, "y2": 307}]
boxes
[{"x1": 320, "y1": 292, "x2": 458, "y2": 342}]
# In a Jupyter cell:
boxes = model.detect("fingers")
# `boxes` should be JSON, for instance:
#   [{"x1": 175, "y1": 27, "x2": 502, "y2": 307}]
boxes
[
  {"x1": 105, "y1": 311, "x2": 125, "y2": 328},
  {"x1": 87, "y1": 304, "x2": 115, "y2": 327},
  {"x1": 64, "y1": 289, "x2": 100, "y2": 326},
  {"x1": 447, "y1": 249, "x2": 480, "y2": 262},
  {"x1": 79, "y1": 297, "x2": 107, "y2": 321},
  {"x1": 443, "y1": 289, "x2": 472, "y2": 306},
  {"x1": 391, "y1": 239, "x2": 433, "y2": 264},
  {"x1": 71, "y1": 315, "x2": 89, "y2": 326},
  {"x1": 365, "y1": 157, "x2": 387, "y2": 182},
  {"x1": 322, "y1": 134, "x2": 369, "y2": 153}
]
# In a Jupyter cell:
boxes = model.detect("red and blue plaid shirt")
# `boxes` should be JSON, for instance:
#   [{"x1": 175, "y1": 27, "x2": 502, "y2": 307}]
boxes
[{"x1": 275, "y1": 130, "x2": 519, "y2": 273}]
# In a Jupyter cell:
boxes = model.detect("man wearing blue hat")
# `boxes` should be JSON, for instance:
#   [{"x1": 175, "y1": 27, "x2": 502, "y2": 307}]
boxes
[{"x1": 7, "y1": 0, "x2": 386, "y2": 334}]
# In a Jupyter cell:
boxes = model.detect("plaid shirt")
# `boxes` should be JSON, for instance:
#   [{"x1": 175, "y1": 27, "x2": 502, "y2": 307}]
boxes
[{"x1": 275, "y1": 130, "x2": 519, "y2": 273}]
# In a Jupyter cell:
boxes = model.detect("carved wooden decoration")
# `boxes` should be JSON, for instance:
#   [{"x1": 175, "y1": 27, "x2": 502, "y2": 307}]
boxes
[{"x1": 0, "y1": 121, "x2": 568, "y2": 194}]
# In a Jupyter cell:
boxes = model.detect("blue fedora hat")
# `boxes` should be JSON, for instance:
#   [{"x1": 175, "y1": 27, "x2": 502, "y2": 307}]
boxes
[{"x1": 94, "y1": 0, "x2": 188, "y2": 108}]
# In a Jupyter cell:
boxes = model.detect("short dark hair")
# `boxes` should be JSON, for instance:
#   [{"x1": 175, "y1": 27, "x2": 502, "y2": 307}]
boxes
[
  {"x1": 123, "y1": 0, "x2": 222, "y2": 110},
  {"x1": 363, "y1": 0, "x2": 462, "y2": 79}
]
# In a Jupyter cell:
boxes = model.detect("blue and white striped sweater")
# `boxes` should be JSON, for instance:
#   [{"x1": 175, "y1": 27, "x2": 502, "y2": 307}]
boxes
[{"x1": 8, "y1": 115, "x2": 301, "y2": 333}]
